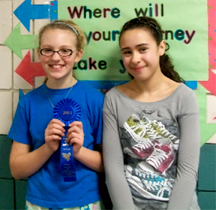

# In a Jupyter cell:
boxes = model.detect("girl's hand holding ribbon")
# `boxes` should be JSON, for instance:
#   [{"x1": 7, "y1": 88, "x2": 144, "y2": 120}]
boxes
[
  {"x1": 66, "y1": 121, "x2": 84, "y2": 155},
  {"x1": 45, "y1": 119, "x2": 65, "y2": 152}
]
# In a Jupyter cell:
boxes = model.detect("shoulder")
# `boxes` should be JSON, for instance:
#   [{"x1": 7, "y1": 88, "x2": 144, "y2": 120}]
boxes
[
  {"x1": 18, "y1": 84, "x2": 45, "y2": 107},
  {"x1": 104, "y1": 86, "x2": 120, "y2": 101},
  {"x1": 175, "y1": 83, "x2": 196, "y2": 99},
  {"x1": 174, "y1": 83, "x2": 199, "y2": 113},
  {"x1": 105, "y1": 81, "x2": 134, "y2": 103},
  {"x1": 25, "y1": 84, "x2": 45, "y2": 97},
  {"x1": 77, "y1": 81, "x2": 104, "y2": 98},
  {"x1": 103, "y1": 86, "x2": 128, "y2": 111},
  {"x1": 76, "y1": 81, "x2": 104, "y2": 108}
]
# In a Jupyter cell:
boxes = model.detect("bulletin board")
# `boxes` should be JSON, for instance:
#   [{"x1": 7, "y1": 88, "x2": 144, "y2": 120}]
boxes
[
  {"x1": 4, "y1": 0, "x2": 216, "y2": 146},
  {"x1": 59, "y1": 0, "x2": 208, "y2": 83}
]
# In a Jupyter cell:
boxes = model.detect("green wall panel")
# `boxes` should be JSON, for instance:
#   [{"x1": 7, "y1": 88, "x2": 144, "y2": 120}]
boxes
[
  {"x1": 15, "y1": 180, "x2": 28, "y2": 210},
  {"x1": 198, "y1": 144, "x2": 216, "y2": 191},
  {"x1": 198, "y1": 191, "x2": 216, "y2": 210},
  {"x1": 0, "y1": 179, "x2": 14, "y2": 209},
  {"x1": 0, "y1": 137, "x2": 215, "y2": 209},
  {"x1": 0, "y1": 135, "x2": 12, "y2": 178}
]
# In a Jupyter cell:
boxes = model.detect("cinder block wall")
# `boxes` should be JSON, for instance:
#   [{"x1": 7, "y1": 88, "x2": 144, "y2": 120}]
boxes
[{"x1": 0, "y1": 0, "x2": 215, "y2": 209}]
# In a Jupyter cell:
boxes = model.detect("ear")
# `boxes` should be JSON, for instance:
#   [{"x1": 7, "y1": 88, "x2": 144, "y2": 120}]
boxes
[
  {"x1": 159, "y1": 40, "x2": 166, "y2": 56},
  {"x1": 75, "y1": 50, "x2": 83, "y2": 63}
]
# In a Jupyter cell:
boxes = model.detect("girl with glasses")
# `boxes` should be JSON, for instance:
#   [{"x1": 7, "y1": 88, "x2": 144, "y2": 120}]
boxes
[
  {"x1": 103, "y1": 16, "x2": 200, "y2": 210},
  {"x1": 8, "y1": 20, "x2": 107, "y2": 210}
]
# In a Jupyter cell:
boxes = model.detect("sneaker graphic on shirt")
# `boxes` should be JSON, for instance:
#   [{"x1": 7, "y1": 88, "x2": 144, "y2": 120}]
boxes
[
  {"x1": 130, "y1": 142, "x2": 155, "y2": 159},
  {"x1": 124, "y1": 114, "x2": 154, "y2": 159},
  {"x1": 145, "y1": 117, "x2": 179, "y2": 147},
  {"x1": 80, "y1": 204, "x2": 91, "y2": 210},
  {"x1": 124, "y1": 114, "x2": 179, "y2": 156},
  {"x1": 146, "y1": 140, "x2": 175, "y2": 174},
  {"x1": 125, "y1": 165, "x2": 173, "y2": 201},
  {"x1": 124, "y1": 114, "x2": 151, "y2": 141}
]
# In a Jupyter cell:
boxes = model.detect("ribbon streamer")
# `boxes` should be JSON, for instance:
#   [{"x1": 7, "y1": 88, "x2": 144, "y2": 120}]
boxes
[{"x1": 54, "y1": 98, "x2": 81, "y2": 182}]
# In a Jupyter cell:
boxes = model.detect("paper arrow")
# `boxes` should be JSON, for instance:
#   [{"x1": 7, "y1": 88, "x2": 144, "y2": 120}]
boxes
[
  {"x1": 15, "y1": 51, "x2": 46, "y2": 86},
  {"x1": 196, "y1": 84, "x2": 216, "y2": 146},
  {"x1": 199, "y1": 70, "x2": 216, "y2": 96},
  {"x1": 4, "y1": 23, "x2": 37, "y2": 58},
  {"x1": 14, "y1": 0, "x2": 50, "y2": 32},
  {"x1": 50, "y1": 1, "x2": 58, "y2": 21},
  {"x1": 208, "y1": 0, "x2": 216, "y2": 70}
]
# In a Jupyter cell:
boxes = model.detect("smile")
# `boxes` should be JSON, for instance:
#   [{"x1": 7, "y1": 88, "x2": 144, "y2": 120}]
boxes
[
  {"x1": 50, "y1": 65, "x2": 63, "y2": 68},
  {"x1": 133, "y1": 66, "x2": 145, "y2": 72}
]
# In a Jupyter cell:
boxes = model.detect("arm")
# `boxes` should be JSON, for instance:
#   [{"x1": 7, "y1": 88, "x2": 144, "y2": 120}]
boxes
[
  {"x1": 74, "y1": 145, "x2": 104, "y2": 172},
  {"x1": 10, "y1": 141, "x2": 54, "y2": 179},
  {"x1": 67, "y1": 121, "x2": 104, "y2": 172},
  {"x1": 102, "y1": 96, "x2": 135, "y2": 210},
  {"x1": 10, "y1": 119, "x2": 65, "y2": 180},
  {"x1": 167, "y1": 92, "x2": 200, "y2": 210}
]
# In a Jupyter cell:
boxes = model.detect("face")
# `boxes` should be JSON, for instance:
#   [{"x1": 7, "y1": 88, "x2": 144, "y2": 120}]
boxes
[
  {"x1": 120, "y1": 28, "x2": 165, "y2": 81},
  {"x1": 38, "y1": 28, "x2": 82, "y2": 82}
]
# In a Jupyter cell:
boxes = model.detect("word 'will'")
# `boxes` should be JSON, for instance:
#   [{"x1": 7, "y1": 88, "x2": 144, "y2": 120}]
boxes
[{"x1": 135, "y1": 4, "x2": 164, "y2": 17}]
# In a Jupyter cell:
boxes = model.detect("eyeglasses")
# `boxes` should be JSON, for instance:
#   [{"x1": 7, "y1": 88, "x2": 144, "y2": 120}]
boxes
[{"x1": 40, "y1": 49, "x2": 75, "y2": 57}]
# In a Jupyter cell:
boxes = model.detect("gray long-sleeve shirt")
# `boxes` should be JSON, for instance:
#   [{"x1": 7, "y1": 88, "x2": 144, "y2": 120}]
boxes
[{"x1": 103, "y1": 83, "x2": 200, "y2": 210}]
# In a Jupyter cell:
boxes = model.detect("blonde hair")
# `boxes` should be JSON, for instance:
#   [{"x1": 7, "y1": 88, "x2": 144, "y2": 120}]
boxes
[{"x1": 38, "y1": 19, "x2": 87, "y2": 50}]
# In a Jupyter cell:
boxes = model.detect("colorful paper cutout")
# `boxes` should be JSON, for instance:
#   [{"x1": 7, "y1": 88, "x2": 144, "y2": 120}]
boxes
[{"x1": 15, "y1": 51, "x2": 46, "y2": 86}]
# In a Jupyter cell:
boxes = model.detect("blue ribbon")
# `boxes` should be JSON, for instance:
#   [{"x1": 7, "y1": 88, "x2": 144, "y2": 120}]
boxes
[{"x1": 53, "y1": 98, "x2": 81, "y2": 182}]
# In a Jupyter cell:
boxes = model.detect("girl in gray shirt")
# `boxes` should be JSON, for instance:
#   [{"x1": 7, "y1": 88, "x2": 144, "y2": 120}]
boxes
[{"x1": 102, "y1": 16, "x2": 200, "y2": 210}]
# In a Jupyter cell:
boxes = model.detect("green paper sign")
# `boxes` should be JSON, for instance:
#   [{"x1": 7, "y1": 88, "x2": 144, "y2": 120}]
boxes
[{"x1": 59, "y1": 0, "x2": 208, "y2": 81}]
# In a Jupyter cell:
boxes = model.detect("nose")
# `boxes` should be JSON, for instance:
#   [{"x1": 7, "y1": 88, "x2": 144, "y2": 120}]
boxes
[
  {"x1": 131, "y1": 51, "x2": 141, "y2": 64},
  {"x1": 51, "y1": 51, "x2": 61, "y2": 60}
]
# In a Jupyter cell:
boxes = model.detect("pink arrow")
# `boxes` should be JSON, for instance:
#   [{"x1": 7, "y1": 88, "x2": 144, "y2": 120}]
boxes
[
  {"x1": 15, "y1": 51, "x2": 46, "y2": 86},
  {"x1": 199, "y1": 70, "x2": 216, "y2": 96},
  {"x1": 208, "y1": 0, "x2": 216, "y2": 70}
]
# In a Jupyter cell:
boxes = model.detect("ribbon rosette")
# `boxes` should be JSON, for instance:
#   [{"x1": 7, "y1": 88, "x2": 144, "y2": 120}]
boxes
[
  {"x1": 53, "y1": 98, "x2": 81, "y2": 182},
  {"x1": 54, "y1": 98, "x2": 81, "y2": 126}
]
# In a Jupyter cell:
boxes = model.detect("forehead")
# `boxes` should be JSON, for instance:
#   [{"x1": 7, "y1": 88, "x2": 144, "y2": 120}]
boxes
[
  {"x1": 120, "y1": 28, "x2": 155, "y2": 47},
  {"x1": 40, "y1": 28, "x2": 77, "y2": 46}
]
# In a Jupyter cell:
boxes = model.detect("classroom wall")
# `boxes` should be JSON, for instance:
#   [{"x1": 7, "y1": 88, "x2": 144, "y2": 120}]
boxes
[{"x1": 0, "y1": 0, "x2": 215, "y2": 209}]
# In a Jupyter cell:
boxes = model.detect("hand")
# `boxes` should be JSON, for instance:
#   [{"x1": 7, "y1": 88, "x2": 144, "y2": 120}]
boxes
[
  {"x1": 45, "y1": 119, "x2": 65, "y2": 152},
  {"x1": 66, "y1": 121, "x2": 84, "y2": 156}
]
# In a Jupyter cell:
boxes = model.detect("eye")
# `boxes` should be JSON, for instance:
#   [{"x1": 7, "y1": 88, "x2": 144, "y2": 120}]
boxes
[
  {"x1": 60, "y1": 49, "x2": 71, "y2": 54},
  {"x1": 40, "y1": 48, "x2": 54, "y2": 56},
  {"x1": 43, "y1": 48, "x2": 53, "y2": 53},
  {"x1": 140, "y1": 47, "x2": 147, "y2": 53},
  {"x1": 122, "y1": 50, "x2": 131, "y2": 56}
]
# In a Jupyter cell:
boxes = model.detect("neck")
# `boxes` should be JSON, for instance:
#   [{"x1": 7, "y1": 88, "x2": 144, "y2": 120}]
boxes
[
  {"x1": 46, "y1": 77, "x2": 77, "y2": 89},
  {"x1": 132, "y1": 73, "x2": 167, "y2": 94},
  {"x1": 124, "y1": 75, "x2": 178, "y2": 103}
]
